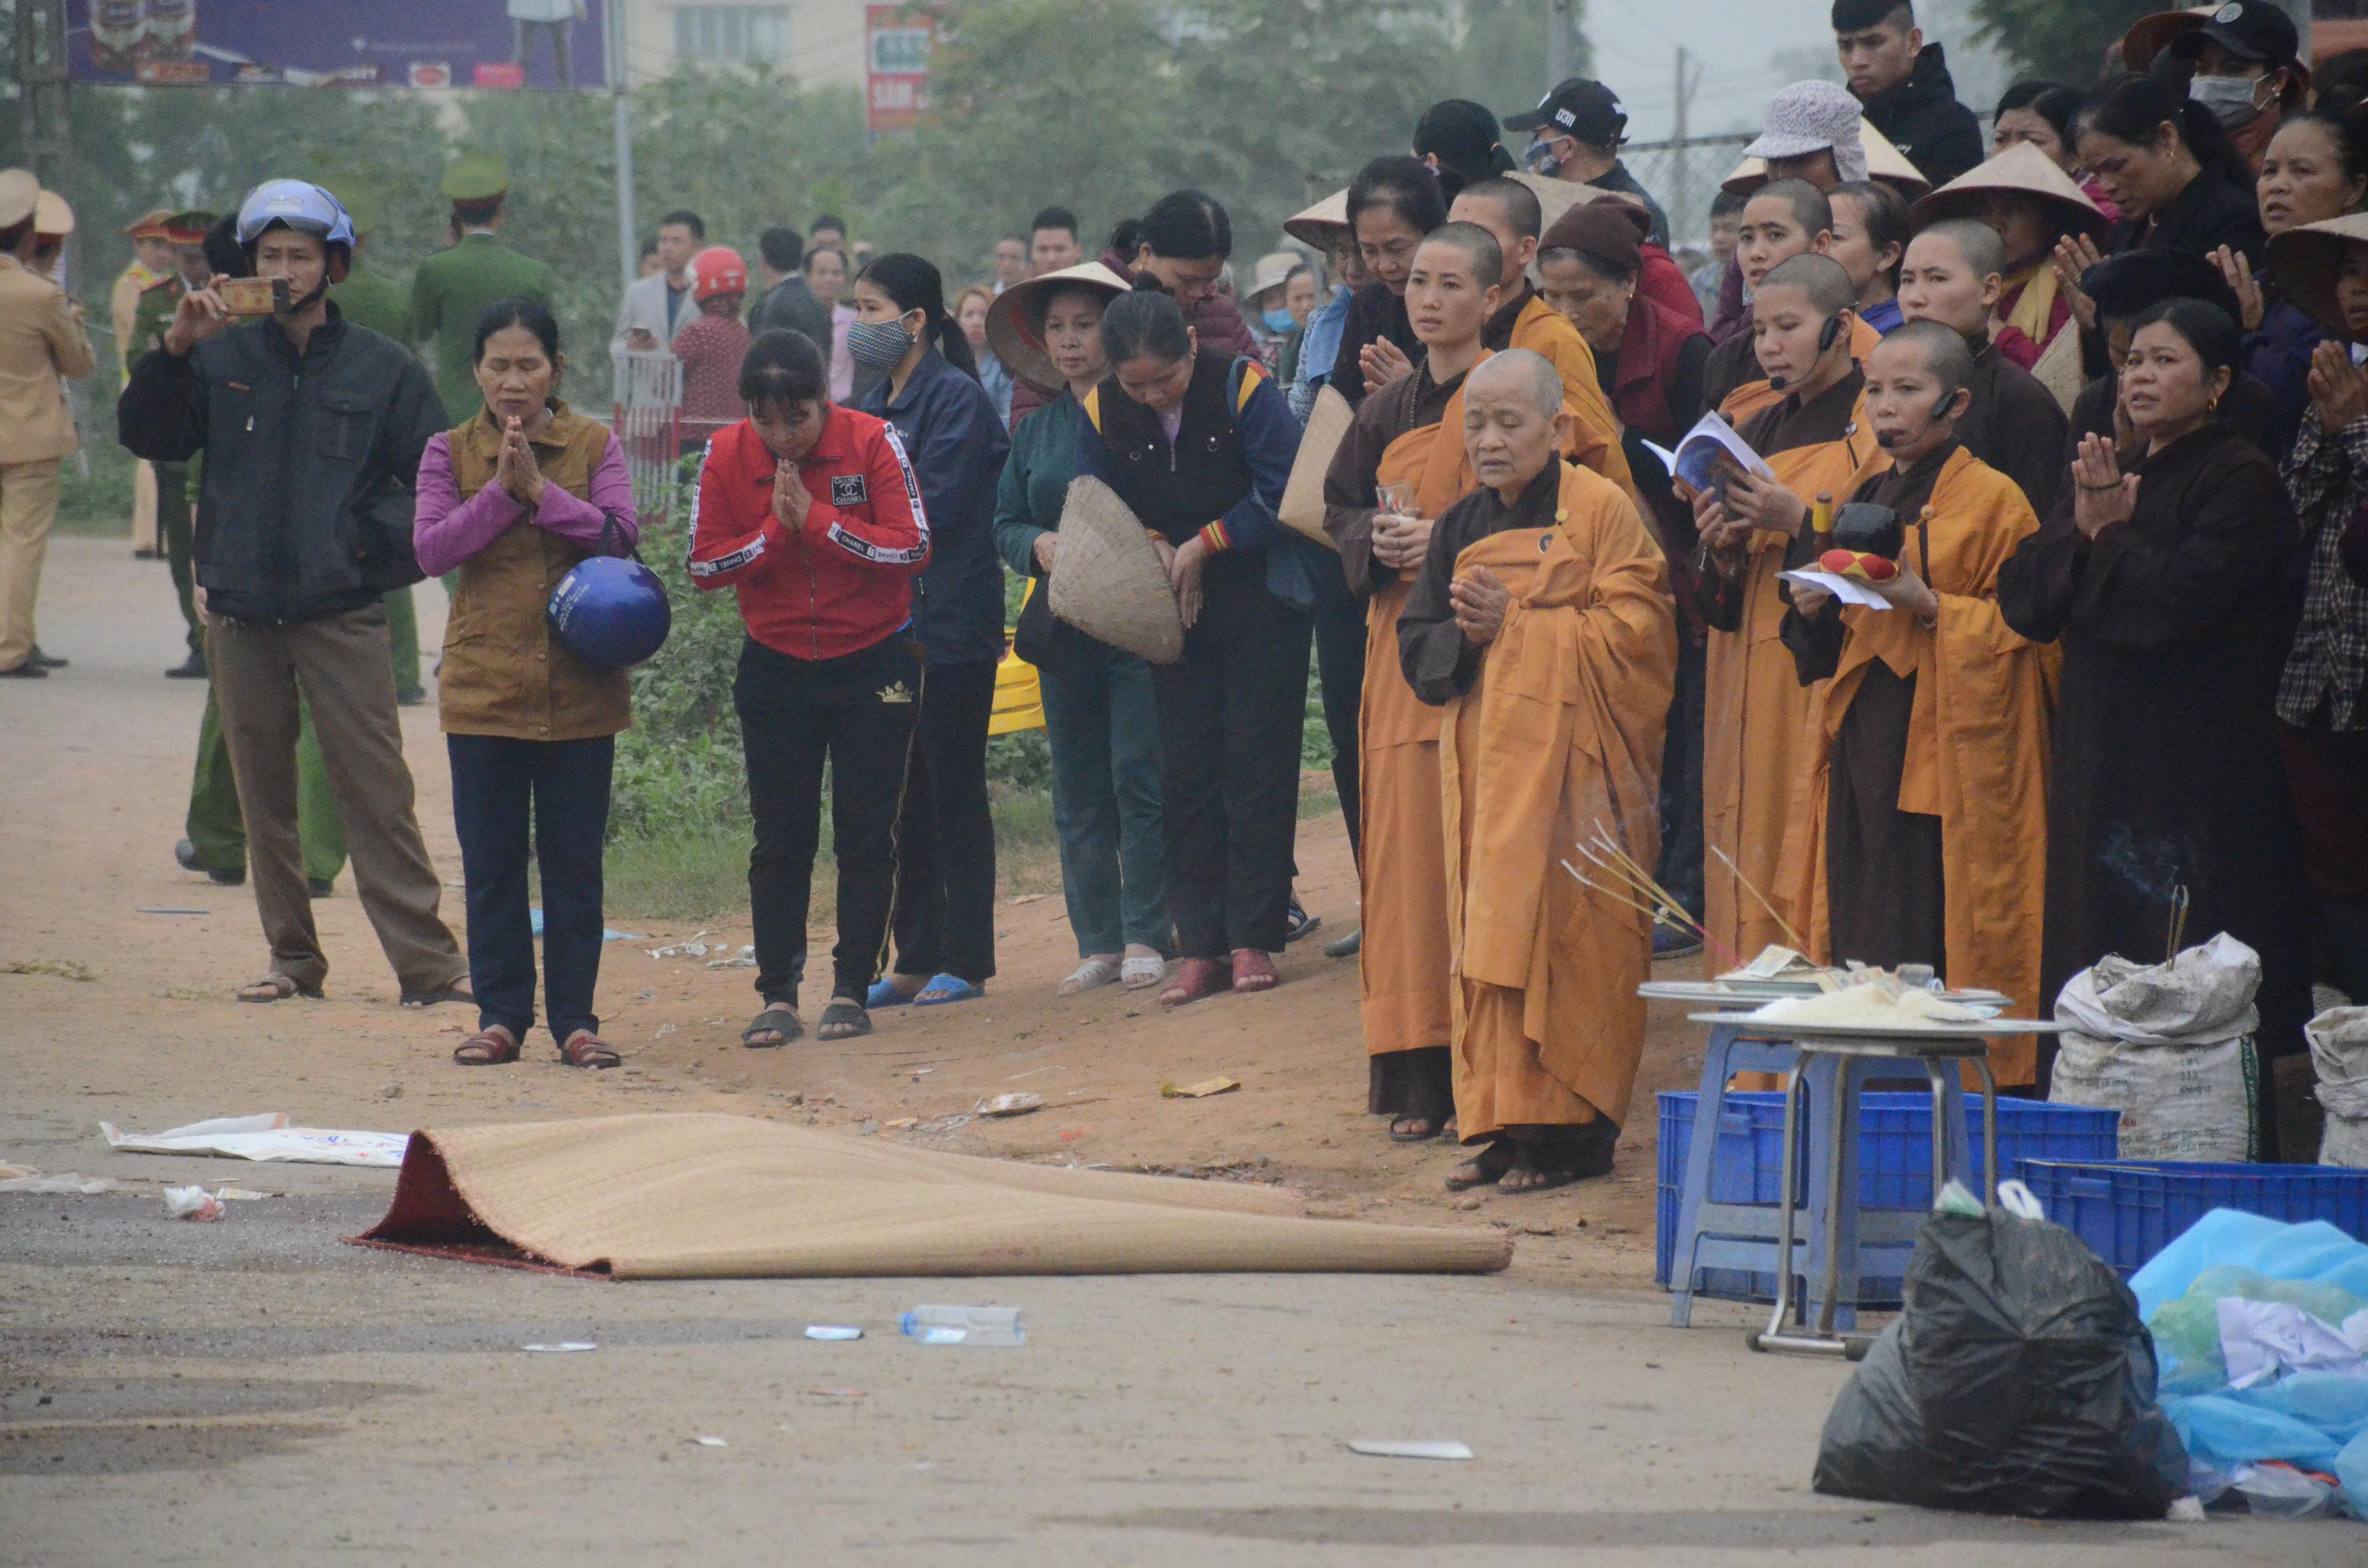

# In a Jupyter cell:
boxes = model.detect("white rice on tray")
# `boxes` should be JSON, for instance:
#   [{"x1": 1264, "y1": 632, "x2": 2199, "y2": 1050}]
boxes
[{"x1": 1745, "y1": 983, "x2": 1984, "y2": 1029}]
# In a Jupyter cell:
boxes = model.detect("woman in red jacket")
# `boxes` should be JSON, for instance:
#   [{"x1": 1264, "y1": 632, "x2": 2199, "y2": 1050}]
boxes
[{"x1": 688, "y1": 329, "x2": 931, "y2": 1045}]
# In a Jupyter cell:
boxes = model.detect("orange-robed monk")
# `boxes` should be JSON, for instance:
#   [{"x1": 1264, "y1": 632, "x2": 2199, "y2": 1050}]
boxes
[
  {"x1": 1774, "y1": 323, "x2": 2056, "y2": 1086},
  {"x1": 1686, "y1": 254, "x2": 1886, "y2": 966},
  {"x1": 1398, "y1": 349, "x2": 1676, "y2": 1193}
]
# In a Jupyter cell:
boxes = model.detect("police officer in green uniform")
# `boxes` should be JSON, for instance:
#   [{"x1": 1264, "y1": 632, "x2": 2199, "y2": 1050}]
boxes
[
  {"x1": 130, "y1": 209, "x2": 213, "y2": 676},
  {"x1": 321, "y1": 176, "x2": 424, "y2": 703},
  {"x1": 407, "y1": 149, "x2": 554, "y2": 421}
]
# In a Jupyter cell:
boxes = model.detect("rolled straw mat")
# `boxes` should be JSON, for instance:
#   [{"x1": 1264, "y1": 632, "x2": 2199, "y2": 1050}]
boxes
[
  {"x1": 1047, "y1": 476, "x2": 1186, "y2": 665},
  {"x1": 355, "y1": 1113, "x2": 1511, "y2": 1278},
  {"x1": 1276, "y1": 383, "x2": 1350, "y2": 549}
]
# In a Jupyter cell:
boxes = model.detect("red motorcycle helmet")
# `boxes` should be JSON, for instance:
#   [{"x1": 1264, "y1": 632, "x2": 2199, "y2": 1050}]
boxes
[{"x1": 690, "y1": 245, "x2": 748, "y2": 303}]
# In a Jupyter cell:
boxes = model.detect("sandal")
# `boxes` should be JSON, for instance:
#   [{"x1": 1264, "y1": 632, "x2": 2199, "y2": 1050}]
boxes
[
  {"x1": 742, "y1": 1006, "x2": 802, "y2": 1049},
  {"x1": 452, "y1": 1025, "x2": 520, "y2": 1066},
  {"x1": 1388, "y1": 1115, "x2": 1442, "y2": 1144},
  {"x1": 817, "y1": 998, "x2": 872, "y2": 1040},
  {"x1": 865, "y1": 975, "x2": 923, "y2": 1009},
  {"x1": 1444, "y1": 1140, "x2": 1518, "y2": 1192},
  {"x1": 1498, "y1": 1163, "x2": 1582, "y2": 1195},
  {"x1": 1120, "y1": 948, "x2": 1167, "y2": 990},
  {"x1": 912, "y1": 972, "x2": 985, "y2": 1007},
  {"x1": 238, "y1": 972, "x2": 321, "y2": 1004},
  {"x1": 1230, "y1": 949, "x2": 1278, "y2": 994},
  {"x1": 1060, "y1": 955, "x2": 1122, "y2": 996},
  {"x1": 557, "y1": 1030, "x2": 621, "y2": 1069},
  {"x1": 400, "y1": 982, "x2": 475, "y2": 1008},
  {"x1": 1159, "y1": 957, "x2": 1229, "y2": 1008}
]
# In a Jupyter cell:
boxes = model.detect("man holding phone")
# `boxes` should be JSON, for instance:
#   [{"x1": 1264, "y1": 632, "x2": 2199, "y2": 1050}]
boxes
[{"x1": 120, "y1": 179, "x2": 468, "y2": 1009}]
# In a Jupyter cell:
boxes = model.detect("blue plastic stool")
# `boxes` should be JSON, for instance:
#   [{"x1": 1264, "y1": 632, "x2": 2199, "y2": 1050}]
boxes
[{"x1": 1666, "y1": 1021, "x2": 1985, "y2": 1336}]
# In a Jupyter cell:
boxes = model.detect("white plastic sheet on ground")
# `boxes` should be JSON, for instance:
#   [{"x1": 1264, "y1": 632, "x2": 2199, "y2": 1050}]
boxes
[{"x1": 99, "y1": 1113, "x2": 408, "y2": 1168}]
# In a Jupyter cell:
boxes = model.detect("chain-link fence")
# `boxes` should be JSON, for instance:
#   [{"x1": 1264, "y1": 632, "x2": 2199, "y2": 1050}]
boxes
[{"x1": 1618, "y1": 133, "x2": 1757, "y2": 254}]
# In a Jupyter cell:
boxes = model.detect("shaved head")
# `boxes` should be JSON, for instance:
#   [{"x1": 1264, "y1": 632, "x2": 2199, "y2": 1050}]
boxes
[
  {"x1": 1469, "y1": 349, "x2": 1563, "y2": 417},
  {"x1": 1416, "y1": 221, "x2": 1504, "y2": 290},
  {"x1": 1911, "y1": 217, "x2": 2004, "y2": 282},
  {"x1": 1455, "y1": 176, "x2": 1543, "y2": 241},
  {"x1": 1752, "y1": 177, "x2": 1833, "y2": 239},
  {"x1": 1760, "y1": 253, "x2": 1858, "y2": 316},
  {"x1": 1876, "y1": 319, "x2": 1975, "y2": 400}
]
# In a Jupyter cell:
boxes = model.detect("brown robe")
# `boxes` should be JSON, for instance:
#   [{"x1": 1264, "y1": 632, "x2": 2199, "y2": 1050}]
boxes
[
  {"x1": 1775, "y1": 443, "x2": 2056, "y2": 1086},
  {"x1": 1710, "y1": 313, "x2": 1884, "y2": 426},
  {"x1": 1687, "y1": 369, "x2": 1886, "y2": 965},
  {"x1": 1400, "y1": 458, "x2": 1677, "y2": 1144},
  {"x1": 1486, "y1": 287, "x2": 1636, "y2": 503},
  {"x1": 1952, "y1": 334, "x2": 2069, "y2": 522}
]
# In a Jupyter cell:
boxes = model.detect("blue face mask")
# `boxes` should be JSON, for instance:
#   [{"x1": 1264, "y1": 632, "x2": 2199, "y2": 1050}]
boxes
[
  {"x1": 1263, "y1": 306, "x2": 1297, "y2": 334},
  {"x1": 846, "y1": 315, "x2": 915, "y2": 370}
]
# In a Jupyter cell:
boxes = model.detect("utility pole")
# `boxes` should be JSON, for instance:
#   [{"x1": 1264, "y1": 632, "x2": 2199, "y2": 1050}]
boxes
[
  {"x1": 609, "y1": 0, "x2": 638, "y2": 297},
  {"x1": 1669, "y1": 45, "x2": 1701, "y2": 246},
  {"x1": 1544, "y1": 0, "x2": 1574, "y2": 91},
  {"x1": 19, "y1": 0, "x2": 72, "y2": 190}
]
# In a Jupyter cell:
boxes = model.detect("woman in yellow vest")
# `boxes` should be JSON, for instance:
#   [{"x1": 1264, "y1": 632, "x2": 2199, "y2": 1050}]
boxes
[{"x1": 413, "y1": 298, "x2": 639, "y2": 1069}]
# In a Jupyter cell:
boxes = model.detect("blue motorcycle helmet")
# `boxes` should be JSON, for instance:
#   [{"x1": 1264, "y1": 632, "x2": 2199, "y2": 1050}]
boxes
[
  {"x1": 547, "y1": 556, "x2": 671, "y2": 668},
  {"x1": 233, "y1": 180, "x2": 356, "y2": 285}
]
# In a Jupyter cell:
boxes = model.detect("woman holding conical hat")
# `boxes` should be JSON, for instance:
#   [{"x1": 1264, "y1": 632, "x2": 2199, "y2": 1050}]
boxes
[
  {"x1": 1911, "y1": 140, "x2": 2108, "y2": 389},
  {"x1": 986, "y1": 261, "x2": 1171, "y2": 997}
]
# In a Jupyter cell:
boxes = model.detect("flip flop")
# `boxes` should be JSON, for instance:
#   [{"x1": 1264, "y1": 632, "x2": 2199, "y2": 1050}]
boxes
[
  {"x1": 912, "y1": 973, "x2": 984, "y2": 1006},
  {"x1": 1444, "y1": 1141, "x2": 1518, "y2": 1192},
  {"x1": 817, "y1": 999, "x2": 872, "y2": 1040},
  {"x1": 238, "y1": 972, "x2": 321, "y2": 1004},
  {"x1": 742, "y1": 1006, "x2": 802, "y2": 1049},
  {"x1": 866, "y1": 977, "x2": 920, "y2": 1009}
]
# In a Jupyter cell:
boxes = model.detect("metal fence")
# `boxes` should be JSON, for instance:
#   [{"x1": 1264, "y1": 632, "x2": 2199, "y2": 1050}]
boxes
[
  {"x1": 1618, "y1": 133, "x2": 1757, "y2": 253},
  {"x1": 610, "y1": 349, "x2": 683, "y2": 523}
]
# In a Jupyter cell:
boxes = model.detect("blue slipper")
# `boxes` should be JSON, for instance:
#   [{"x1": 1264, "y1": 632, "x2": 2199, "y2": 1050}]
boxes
[
  {"x1": 911, "y1": 972, "x2": 985, "y2": 1007},
  {"x1": 867, "y1": 977, "x2": 919, "y2": 1009}
]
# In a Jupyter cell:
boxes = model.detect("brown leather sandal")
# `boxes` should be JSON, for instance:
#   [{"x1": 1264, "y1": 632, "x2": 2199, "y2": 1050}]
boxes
[
  {"x1": 453, "y1": 1025, "x2": 520, "y2": 1066},
  {"x1": 557, "y1": 1030, "x2": 621, "y2": 1069}
]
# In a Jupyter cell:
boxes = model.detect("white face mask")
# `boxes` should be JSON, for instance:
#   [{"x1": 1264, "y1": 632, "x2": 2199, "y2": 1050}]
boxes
[{"x1": 2189, "y1": 72, "x2": 2265, "y2": 128}]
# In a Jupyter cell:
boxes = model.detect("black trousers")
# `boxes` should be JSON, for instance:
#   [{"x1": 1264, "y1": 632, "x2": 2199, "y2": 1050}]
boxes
[
  {"x1": 447, "y1": 733, "x2": 615, "y2": 1042},
  {"x1": 1308, "y1": 548, "x2": 1365, "y2": 861},
  {"x1": 1656, "y1": 627, "x2": 1706, "y2": 916},
  {"x1": 1153, "y1": 554, "x2": 1312, "y2": 958},
  {"x1": 889, "y1": 656, "x2": 999, "y2": 985},
  {"x1": 735, "y1": 634, "x2": 920, "y2": 1007}
]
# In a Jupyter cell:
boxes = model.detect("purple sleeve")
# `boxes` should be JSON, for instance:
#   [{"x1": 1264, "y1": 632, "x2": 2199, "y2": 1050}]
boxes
[
  {"x1": 531, "y1": 433, "x2": 639, "y2": 554},
  {"x1": 1708, "y1": 254, "x2": 1748, "y2": 346},
  {"x1": 412, "y1": 433, "x2": 528, "y2": 576}
]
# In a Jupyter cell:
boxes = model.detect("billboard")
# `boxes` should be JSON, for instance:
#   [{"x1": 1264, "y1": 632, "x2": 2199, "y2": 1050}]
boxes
[
  {"x1": 865, "y1": 4, "x2": 937, "y2": 136},
  {"x1": 65, "y1": 0, "x2": 609, "y2": 89}
]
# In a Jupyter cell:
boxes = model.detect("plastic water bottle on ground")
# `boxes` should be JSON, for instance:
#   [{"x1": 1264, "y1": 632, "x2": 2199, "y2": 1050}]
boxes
[{"x1": 900, "y1": 1306, "x2": 1024, "y2": 1346}]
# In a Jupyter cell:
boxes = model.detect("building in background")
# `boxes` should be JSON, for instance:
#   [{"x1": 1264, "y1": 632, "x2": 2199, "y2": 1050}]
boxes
[{"x1": 623, "y1": 0, "x2": 872, "y2": 87}]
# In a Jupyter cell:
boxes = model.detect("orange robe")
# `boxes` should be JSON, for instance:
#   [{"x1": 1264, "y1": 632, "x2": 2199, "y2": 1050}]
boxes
[
  {"x1": 1775, "y1": 448, "x2": 2058, "y2": 1085},
  {"x1": 1505, "y1": 294, "x2": 1637, "y2": 505},
  {"x1": 1716, "y1": 313, "x2": 1885, "y2": 427},
  {"x1": 1424, "y1": 461, "x2": 1677, "y2": 1138},
  {"x1": 1698, "y1": 384, "x2": 1885, "y2": 966}
]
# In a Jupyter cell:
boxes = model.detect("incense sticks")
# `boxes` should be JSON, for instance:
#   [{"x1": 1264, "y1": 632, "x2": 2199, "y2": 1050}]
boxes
[
  {"x1": 1709, "y1": 844, "x2": 1808, "y2": 954},
  {"x1": 2166, "y1": 885, "x2": 2189, "y2": 963},
  {"x1": 1564, "y1": 822, "x2": 1748, "y2": 968}
]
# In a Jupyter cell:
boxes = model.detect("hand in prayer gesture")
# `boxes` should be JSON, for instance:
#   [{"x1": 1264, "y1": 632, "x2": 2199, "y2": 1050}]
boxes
[
  {"x1": 1361, "y1": 337, "x2": 1414, "y2": 395},
  {"x1": 1451, "y1": 564, "x2": 1511, "y2": 646},
  {"x1": 1169, "y1": 533, "x2": 1211, "y2": 628},
  {"x1": 2051, "y1": 234, "x2": 2105, "y2": 334},
  {"x1": 2070, "y1": 432, "x2": 2138, "y2": 540},
  {"x1": 1372, "y1": 508, "x2": 1434, "y2": 572},
  {"x1": 496, "y1": 416, "x2": 545, "y2": 511},
  {"x1": 2307, "y1": 339, "x2": 2368, "y2": 432},
  {"x1": 2209, "y1": 246, "x2": 2265, "y2": 332},
  {"x1": 769, "y1": 460, "x2": 812, "y2": 532}
]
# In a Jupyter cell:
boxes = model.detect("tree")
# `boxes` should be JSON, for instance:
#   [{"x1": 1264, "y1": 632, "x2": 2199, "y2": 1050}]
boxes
[{"x1": 1966, "y1": 0, "x2": 2163, "y2": 82}]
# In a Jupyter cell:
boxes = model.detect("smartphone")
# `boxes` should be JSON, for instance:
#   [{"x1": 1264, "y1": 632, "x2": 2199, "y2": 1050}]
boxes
[{"x1": 217, "y1": 277, "x2": 287, "y2": 316}]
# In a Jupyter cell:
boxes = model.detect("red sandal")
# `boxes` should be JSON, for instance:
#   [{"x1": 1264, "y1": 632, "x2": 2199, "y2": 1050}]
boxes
[
  {"x1": 452, "y1": 1025, "x2": 519, "y2": 1066},
  {"x1": 1159, "y1": 957, "x2": 1229, "y2": 1008}
]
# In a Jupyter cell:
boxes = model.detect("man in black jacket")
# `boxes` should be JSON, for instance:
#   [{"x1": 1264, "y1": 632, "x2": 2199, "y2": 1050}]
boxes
[
  {"x1": 120, "y1": 179, "x2": 469, "y2": 1009},
  {"x1": 1833, "y1": 0, "x2": 1983, "y2": 188},
  {"x1": 746, "y1": 224, "x2": 830, "y2": 346}
]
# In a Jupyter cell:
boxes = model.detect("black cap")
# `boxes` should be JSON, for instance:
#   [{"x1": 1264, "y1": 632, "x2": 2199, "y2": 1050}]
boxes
[
  {"x1": 1412, "y1": 99, "x2": 1515, "y2": 184},
  {"x1": 1505, "y1": 78, "x2": 1627, "y2": 146},
  {"x1": 2080, "y1": 249, "x2": 2241, "y2": 326},
  {"x1": 2167, "y1": 2, "x2": 2298, "y2": 68}
]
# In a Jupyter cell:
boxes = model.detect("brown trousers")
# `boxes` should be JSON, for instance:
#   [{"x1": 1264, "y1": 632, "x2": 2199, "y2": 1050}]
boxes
[{"x1": 205, "y1": 602, "x2": 466, "y2": 994}]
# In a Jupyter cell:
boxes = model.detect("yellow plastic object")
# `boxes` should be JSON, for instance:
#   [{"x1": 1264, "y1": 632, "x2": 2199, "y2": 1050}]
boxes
[{"x1": 989, "y1": 583, "x2": 1045, "y2": 737}]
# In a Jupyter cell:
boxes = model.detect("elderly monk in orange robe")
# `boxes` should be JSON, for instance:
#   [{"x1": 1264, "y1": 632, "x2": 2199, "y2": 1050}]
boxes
[
  {"x1": 1400, "y1": 350, "x2": 1677, "y2": 1192},
  {"x1": 1688, "y1": 254, "x2": 1886, "y2": 966},
  {"x1": 1775, "y1": 323, "x2": 2056, "y2": 1086}
]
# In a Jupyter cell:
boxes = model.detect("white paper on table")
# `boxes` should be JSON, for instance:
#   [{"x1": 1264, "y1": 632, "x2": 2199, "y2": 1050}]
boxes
[
  {"x1": 1658, "y1": 412, "x2": 1775, "y2": 492},
  {"x1": 100, "y1": 1114, "x2": 409, "y2": 1168},
  {"x1": 1729, "y1": 945, "x2": 1816, "y2": 980},
  {"x1": 1777, "y1": 569, "x2": 1893, "y2": 609}
]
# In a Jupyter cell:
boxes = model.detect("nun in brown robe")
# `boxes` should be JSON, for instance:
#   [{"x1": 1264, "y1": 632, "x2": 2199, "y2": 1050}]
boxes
[{"x1": 1995, "y1": 299, "x2": 2314, "y2": 1153}]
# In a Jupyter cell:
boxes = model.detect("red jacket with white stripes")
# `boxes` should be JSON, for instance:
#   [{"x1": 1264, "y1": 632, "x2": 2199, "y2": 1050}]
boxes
[{"x1": 686, "y1": 406, "x2": 931, "y2": 662}]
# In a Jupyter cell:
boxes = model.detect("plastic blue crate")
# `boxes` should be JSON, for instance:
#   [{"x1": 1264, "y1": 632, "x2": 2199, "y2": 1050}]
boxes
[
  {"x1": 1655, "y1": 1092, "x2": 2121, "y2": 1303},
  {"x1": 2015, "y1": 1159, "x2": 2368, "y2": 1277}
]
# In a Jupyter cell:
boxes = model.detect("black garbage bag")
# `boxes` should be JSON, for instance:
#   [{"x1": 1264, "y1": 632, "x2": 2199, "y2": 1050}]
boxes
[{"x1": 1812, "y1": 1208, "x2": 2188, "y2": 1518}]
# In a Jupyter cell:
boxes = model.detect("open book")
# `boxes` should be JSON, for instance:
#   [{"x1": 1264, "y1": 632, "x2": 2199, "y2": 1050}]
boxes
[{"x1": 1642, "y1": 411, "x2": 1776, "y2": 495}]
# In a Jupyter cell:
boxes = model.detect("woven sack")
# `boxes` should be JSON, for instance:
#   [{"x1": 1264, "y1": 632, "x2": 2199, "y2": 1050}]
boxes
[
  {"x1": 1276, "y1": 383, "x2": 1352, "y2": 549},
  {"x1": 1048, "y1": 475, "x2": 1186, "y2": 665}
]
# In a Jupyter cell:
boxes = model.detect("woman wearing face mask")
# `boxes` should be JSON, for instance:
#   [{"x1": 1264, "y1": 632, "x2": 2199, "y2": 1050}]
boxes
[
  {"x1": 1327, "y1": 156, "x2": 1449, "y2": 410},
  {"x1": 413, "y1": 298, "x2": 638, "y2": 1070},
  {"x1": 843, "y1": 254, "x2": 1012, "y2": 1012},
  {"x1": 1996, "y1": 299, "x2": 2312, "y2": 1155},
  {"x1": 690, "y1": 330, "x2": 931, "y2": 1048},
  {"x1": 2265, "y1": 216, "x2": 2368, "y2": 1011},
  {"x1": 1097, "y1": 189, "x2": 1259, "y2": 365},
  {"x1": 986, "y1": 263, "x2": 1168, "y2": 996},
  {"x1": 2207, "y1": 111, "x2": 2368, "y2": 454},
  {"x1": 804, "y1": 243, "x2": 855, "y2": 401},
  {"x1": 1074, "y1": 290, "x2": 1307, "y2": 1005},
  {"x1": 2158, "y1": 2, "x2": 2307, "y2": 179}
]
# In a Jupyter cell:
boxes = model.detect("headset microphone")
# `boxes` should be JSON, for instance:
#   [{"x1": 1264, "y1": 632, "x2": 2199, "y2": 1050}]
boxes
[{"x1": 1816, "y1": 315, "x2": 1844, "y2": 354}]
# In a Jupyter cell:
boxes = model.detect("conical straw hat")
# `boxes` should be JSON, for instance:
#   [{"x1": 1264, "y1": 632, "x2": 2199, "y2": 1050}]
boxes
[
  {"x1": 1284, "y1": 188, "x2": 1349, "y2": 250},
  {"x1": 1910, "y1": 141, "x2": 2108, "y2": 242},
  {"x1": 1509, "y1": 170, "x2": 1589, "y2": 235},
  {"x1": 1276, "y1": 383, "x2": 1352, "y2": 548},
  {"x1": 2269, "y1": 212, "x2": 2368, "y2": 340},
  {"x1": 1723, "y1": 120, "x2": 1930, "y2": 200},
  {"x1": 985, "y1": 260, "x2": 1130, "y2": 397},
  {"x1": 1048, "y1": 476, "x2": 1186, "y2": 665}
]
